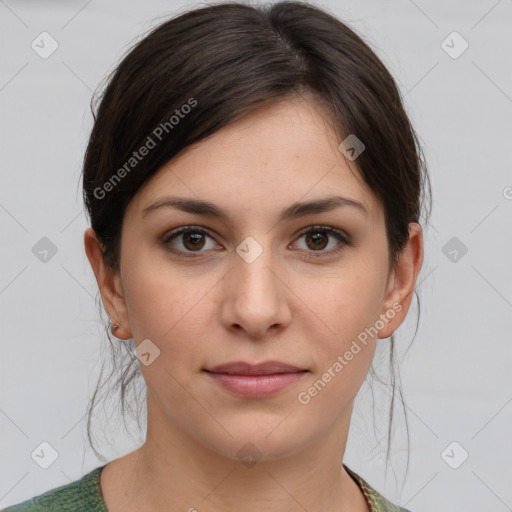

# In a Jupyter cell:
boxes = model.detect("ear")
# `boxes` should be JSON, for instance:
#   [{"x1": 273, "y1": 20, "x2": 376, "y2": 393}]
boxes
[
  {"x1": 84, "y1": 227, "x2": 133, "y2": 340},
  {"x1": 377, "y1": 222, "x2": 424, "y2": 339}
]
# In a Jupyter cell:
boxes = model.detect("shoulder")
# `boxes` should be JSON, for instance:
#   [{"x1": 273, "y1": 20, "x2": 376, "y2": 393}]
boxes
[
  {"x1": 344, "y1": 465, "x2": 413, "y2": 512},
  {"x1": 0, "y1": 465, "x2": 107, "y2": 512}
]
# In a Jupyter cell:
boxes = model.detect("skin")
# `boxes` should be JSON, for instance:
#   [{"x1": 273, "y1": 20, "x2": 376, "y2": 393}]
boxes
[{"x1": 84, "y1": 96, "x2": 423, "y2": 512}]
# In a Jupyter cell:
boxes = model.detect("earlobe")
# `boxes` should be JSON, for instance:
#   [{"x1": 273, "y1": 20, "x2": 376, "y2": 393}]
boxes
[
  {"x1": 84, "y1": 227, "x2": 133, "y2": 339},
  {"x1": 377, "y1": 223, "x2": 424, "y2": 339},
  {"x1": 109, "y1": 319, "x2": 131, "y2": 340}
]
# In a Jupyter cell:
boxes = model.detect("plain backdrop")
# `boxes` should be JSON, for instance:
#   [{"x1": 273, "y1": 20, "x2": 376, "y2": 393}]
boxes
[{"x1": 1, "y1": 1, "x2": 511, "y2": 511}]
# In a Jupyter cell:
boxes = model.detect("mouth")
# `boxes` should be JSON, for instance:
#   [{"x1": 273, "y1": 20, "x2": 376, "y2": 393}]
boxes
[{"x1": 203, "y1": 360, "x2": 308, "y2": 397}]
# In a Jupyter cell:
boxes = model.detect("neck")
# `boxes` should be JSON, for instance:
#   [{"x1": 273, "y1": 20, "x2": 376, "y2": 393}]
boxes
[{"x1": 105, "y1": 407, "x2": 370, "y2": 512}]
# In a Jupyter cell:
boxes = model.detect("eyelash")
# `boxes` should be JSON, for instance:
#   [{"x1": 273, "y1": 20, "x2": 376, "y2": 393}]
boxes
[{"x1": 162, "y1": 225, "x2": 351, "y2": 260}]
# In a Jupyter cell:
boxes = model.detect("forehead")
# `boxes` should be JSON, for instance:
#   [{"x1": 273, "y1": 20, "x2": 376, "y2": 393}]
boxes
[{"x1": 128, "y1": 98, "x2": 383, "y2": 225}]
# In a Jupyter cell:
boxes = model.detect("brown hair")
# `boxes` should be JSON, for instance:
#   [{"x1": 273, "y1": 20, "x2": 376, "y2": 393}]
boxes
[{"x1": 82, "y1": 0, "x2": 432, "y2": 471}]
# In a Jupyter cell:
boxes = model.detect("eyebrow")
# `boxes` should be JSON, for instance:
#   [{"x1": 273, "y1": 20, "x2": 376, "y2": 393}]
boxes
[{"x1": 142, "y1": 195, "x2": 369, "y2": 221}]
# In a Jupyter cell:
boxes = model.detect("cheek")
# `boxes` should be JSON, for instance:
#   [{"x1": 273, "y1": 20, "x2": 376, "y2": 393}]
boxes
[
  {"x1": 294, "y1": 262, "x2": 386, "y2": 388},
  {"x1": 120, "y1": 254, "x2": 216, "y2": 363},
  {"x1": 298, "y1": 264, "x2": 386, "y2": 342},
  {"x1": 295, "y1": 280, "x2": 380, "y2": 412}
]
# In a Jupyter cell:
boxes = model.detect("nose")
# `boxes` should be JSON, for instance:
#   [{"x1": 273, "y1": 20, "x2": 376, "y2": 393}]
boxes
[{"x1": 219, "y1": 240, "x2": 292, "y2": 340}]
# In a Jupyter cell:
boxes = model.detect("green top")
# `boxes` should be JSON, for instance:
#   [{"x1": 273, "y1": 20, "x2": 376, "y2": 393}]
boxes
[{"x1": 1, "y1": 464, "x2": 412, "y2": 512}]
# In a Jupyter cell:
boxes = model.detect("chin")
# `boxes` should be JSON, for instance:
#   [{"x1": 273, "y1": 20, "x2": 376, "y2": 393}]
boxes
[{"x1": 197, "y1": 420, "x2": 312, "y2": 464}]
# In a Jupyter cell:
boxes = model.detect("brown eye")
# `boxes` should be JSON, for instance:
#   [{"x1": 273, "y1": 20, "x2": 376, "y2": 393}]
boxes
[
  {"x1": 163, "y1": 227, "x2": 219, "y2": 257},
  {"x1": 305, "y1": 231, "x2": 329, "y2": 251},
  {"x1": 182, "y1": 232, "x2": 206, "y2": 251},
  {"x1": 293, "y1": 226, "x2": 350, "y2": 258}
]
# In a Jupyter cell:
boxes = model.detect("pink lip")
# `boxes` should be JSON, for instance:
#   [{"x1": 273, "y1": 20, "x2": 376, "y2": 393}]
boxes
[{"x1": 204, "y1": 360, "x2": 308, "y2": 397}]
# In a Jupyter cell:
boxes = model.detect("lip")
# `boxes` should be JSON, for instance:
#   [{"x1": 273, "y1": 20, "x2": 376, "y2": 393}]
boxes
[
  {"x1": 204, "y1": 360, "x2": 308, "y2": 398},
  {"x1": 206, "y1": 360, "x2": 305, "y2": 375}
]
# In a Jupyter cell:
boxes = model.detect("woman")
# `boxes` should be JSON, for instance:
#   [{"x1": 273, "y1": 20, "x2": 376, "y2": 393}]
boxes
[{"x1": 2, "y1": 1, "x2": 430, "y2": 511}]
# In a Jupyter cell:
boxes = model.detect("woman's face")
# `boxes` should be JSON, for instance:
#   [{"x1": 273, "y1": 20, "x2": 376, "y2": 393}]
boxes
[{"x1": 90, "y1": 97, "x2": 421, "y2": 462}]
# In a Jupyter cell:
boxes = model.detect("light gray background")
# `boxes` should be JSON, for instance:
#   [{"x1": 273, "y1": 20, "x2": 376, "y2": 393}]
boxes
[{"x1": 1, "y1": 1, "x2": 511, "y2": 511}]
